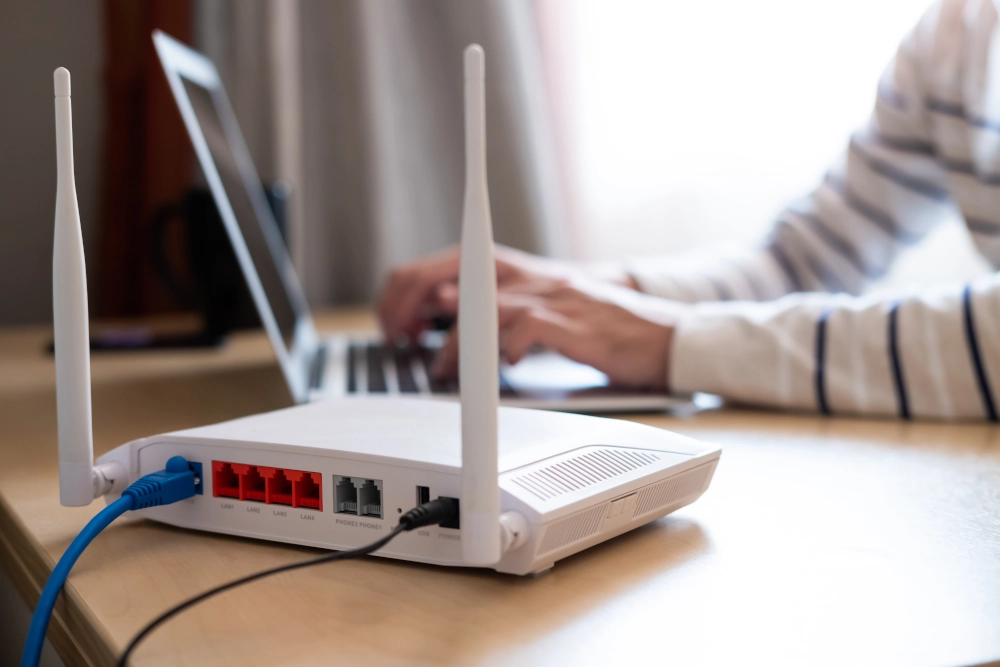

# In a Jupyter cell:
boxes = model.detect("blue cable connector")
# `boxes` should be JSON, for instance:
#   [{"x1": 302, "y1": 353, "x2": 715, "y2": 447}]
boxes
[{"x1": 21, "y1": 456, "x2": 200, "y2": 667}]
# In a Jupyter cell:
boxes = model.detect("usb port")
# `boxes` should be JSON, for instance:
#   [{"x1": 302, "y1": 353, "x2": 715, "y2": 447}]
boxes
[{"x1": 416, "y1": 486, "x2": 430, "y2": 507}]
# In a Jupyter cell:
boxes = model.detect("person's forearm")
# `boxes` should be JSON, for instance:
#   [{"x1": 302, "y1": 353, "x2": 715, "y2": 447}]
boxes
[
  {"x1": 670, "y1": 274, "x2": 1000, "y2": 421},
  {"x1": 627, "y1": 247, "x2": 792, "y2": 303}
]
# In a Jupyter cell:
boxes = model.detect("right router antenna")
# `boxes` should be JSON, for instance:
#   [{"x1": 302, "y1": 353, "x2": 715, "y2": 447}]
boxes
[{"x1": 458, "y1": 44, "x2": 502, "y2": 566}]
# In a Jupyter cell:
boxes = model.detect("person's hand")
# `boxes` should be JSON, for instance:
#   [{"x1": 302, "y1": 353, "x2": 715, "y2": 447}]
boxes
[
  {"x1": 431, "y1": 279, "x2": 687, "y2": 389},
  {"x1": 378, "y1": 245, "x2": 637, "y2": 341}
]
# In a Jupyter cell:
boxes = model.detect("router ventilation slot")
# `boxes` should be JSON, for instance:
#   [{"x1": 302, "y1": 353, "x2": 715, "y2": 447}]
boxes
[
  {"x1": 633, "y1": 463, "x2": 712, "y2": 517},
  {"x1": 536, "y1": 504, "x2": 607, "y2": 556},
  {"x1": 534, "y1": 462, "x2": 715, "y2": 558},
  {"x1": 511, "y1": 448, "x2": 661, "y2": 501}
]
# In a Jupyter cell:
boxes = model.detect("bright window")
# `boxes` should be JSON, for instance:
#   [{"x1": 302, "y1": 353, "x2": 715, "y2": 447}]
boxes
[{"x1": 543, "y1": 0, "x2": 989, "y2": 288}]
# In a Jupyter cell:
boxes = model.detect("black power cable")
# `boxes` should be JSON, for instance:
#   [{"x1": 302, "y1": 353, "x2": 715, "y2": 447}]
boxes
[{"x1": 117, "y1": 497, "x2": 459, "y2": 667}]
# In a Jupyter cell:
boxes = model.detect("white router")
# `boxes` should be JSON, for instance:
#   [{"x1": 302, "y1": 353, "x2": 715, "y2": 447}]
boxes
[{"x1": 53, "y1": 49, "x2": 721, "y2": 576}]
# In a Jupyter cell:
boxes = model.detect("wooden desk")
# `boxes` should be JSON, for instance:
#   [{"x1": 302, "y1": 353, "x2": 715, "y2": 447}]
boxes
[{"x1": 1, "y1": 310, "x2": 998, "y2": 667}]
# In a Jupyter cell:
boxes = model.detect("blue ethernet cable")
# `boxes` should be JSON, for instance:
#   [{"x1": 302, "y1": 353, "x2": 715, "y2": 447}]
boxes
[{"x1": 21, "y1": 456, "x2": 200, "y2": 667}]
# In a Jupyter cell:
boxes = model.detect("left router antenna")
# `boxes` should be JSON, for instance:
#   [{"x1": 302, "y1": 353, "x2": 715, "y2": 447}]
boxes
[{"x1": 53, "y1": 67, "x2": 120, "y2": 506}]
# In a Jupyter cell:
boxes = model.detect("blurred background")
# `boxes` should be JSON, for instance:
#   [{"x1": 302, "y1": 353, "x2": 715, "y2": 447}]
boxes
[{"x1": 0, "y1": 0, "x2": 987, "y2": 327}]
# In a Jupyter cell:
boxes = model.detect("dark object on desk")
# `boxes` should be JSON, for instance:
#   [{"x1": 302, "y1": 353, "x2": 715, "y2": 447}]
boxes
[
  {"x1": 139, "y1": 183, "x2": 290, "y2": 347},
  {"x1": 429, "y1": 314, "x2": 456, "y2": 331},
  {"x1": 151, "y1": 186, "x2": 277, "y2": 340},
  {"x1": 46, "y1": 184, "x2": 289, "y2": 353}
]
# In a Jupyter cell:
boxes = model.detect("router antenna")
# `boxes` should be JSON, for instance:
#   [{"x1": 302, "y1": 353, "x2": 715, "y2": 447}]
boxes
[
  {"x1": 53, "y1": 67, "x2": 120, "y2": 506},
  {"x1": 459, "y1": 44, "x2": 501, "y2": 565}
]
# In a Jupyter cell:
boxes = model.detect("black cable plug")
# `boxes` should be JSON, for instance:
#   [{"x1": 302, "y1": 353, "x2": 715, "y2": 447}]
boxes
[{"x1": 399, "y1": 497, "x2": 459, "y2": 531}]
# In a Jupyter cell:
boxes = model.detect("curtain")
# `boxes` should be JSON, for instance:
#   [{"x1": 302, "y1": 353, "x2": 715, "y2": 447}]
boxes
[
  {"x1": 98, "y1": 0, "x2": 194, "y2": 316},
  {"x1": 195, "y1": 0, "x2": 567, "y2": 307}
]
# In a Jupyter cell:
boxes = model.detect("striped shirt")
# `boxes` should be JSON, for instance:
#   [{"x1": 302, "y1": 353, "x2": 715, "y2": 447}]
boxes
[{"x1": 628, "y1": 0, "x2": 1000, "y2": 420}]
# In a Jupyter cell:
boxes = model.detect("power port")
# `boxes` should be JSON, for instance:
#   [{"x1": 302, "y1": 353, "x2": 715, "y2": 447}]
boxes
[
  {"x1": 334, "y1": 476, "x2": 358, "y2": 514},
  {"x1": 416, "y1": 486, "x2": 430, "y2": 507},
  {"x1": 438, "y1": 497, "x2": 460, "y2": 529},
  {"x1": 358, "y1": 479, "x2": 383, "y2": 518}
]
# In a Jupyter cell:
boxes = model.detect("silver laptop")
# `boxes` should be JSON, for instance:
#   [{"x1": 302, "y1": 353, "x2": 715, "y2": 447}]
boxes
[{"x1": 154, "y1": 31, "x2": 712, "y2": 413}]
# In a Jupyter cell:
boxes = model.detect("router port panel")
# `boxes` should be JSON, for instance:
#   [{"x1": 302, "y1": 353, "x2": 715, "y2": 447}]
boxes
[
  {"x1": 143, "y1": 444, "x2": 468, "y2": 564},
  {"x1": 212, "y1": 460, "x2": 323, "y2": 511}
]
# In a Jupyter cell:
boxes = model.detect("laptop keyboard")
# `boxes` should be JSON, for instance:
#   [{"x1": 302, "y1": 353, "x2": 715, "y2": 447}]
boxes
[
  {"x1": 343, "y1": 340, "x2": 513, "y2": 396},
  {"x1": 392, "y1": 345, "x2": 419, "y2": 393},
  {"x1": 346, "y1": 341, "x2": 454, "y2": 395},
  {"x1": 366, "y1": 344, "x2": 388, "y2": 393}
]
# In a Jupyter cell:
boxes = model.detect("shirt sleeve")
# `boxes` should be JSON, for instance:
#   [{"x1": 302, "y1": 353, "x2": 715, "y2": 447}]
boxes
[
  {"x1": 627, "y1": 1, "x2": 955, "y2": 304},
  {"x1": 641, "y1": 2, "x2": 1000, "y2": 421},
  {"x1": 670, "y1": 274, "x2": 1000, "y2": 420}
]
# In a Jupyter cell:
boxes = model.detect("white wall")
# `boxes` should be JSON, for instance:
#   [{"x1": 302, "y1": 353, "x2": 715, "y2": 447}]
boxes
[
  {"x1": 0, "y1": 1, "x2": 103, "y2": 324},
  {"x1": 550, "y1": 0, "x2": 991, "y2": 291}
]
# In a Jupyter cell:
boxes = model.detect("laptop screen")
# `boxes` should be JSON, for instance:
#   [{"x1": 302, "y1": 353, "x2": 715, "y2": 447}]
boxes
[{"x1": 181, "y1": 77, "x2": 299, "y2": 349}]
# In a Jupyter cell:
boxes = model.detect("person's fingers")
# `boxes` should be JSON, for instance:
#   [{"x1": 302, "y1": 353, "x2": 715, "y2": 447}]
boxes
[
  {"x1": 435, "y1": 287, "x2": 546, "y2": 319},
  {"x1": 379, "y1": 267, "x2": 421, "y2": 333},
  {"x1": 382, "y1": 246, "x2": 530, "y2": 339},
  {"x1": 493, "y1": 244, "x2": 534, "y2": 283},
  {"x1": 399, "y1": 287, "x2": 459, "y2": 341},
  {"x1": 380, "y1": 247, "x2": 461, "y2": 340},
  {"x1": 497, "y1": 276, "x2": 573, "y2": 298},
  {"x1": 432, "y1": 294, "x2": 556, "y2": 377},
  {"x1": 432, "y1": 283, "x2": 460, "y2": 315},
  {"x1": 384, "y1": 245, "x2": 587, "y2": 340},
  {"x1": 435, "y1": 270, "x2": 565, "y2": 306},
  {"x1": 388, "y1": 263, "x2": 458, "y2": 336},
  {"x1": 499, "y1": 304, "x2": 577, "y2": 365},
  {"x1": 379, "y1": 270, "x2": 424, "y2": 338},
  {"x1": 541, "y1": 290, "x2": 603, "y2": 317}
]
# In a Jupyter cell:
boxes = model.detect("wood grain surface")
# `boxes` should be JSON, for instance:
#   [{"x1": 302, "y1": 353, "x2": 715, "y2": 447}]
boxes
[{"x1": 1, "y1": 310, "x2": 998, "y2": 667}]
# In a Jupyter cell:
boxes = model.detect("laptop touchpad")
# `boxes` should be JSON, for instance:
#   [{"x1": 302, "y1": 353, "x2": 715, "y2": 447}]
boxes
[{"x1": 501, "y1": 352, "x2": 609, "y2": 392}]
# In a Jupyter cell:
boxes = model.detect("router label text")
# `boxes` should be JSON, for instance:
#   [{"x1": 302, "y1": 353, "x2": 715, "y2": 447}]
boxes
[{"x1": 335, "y1": 517, "x2": 382, "y2": 531}]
